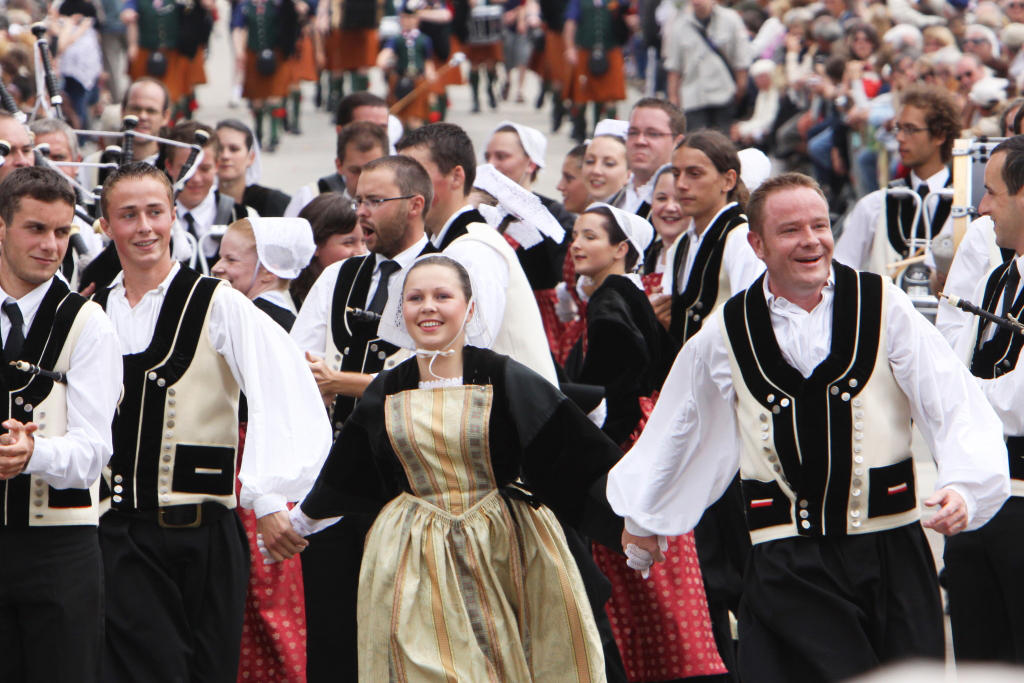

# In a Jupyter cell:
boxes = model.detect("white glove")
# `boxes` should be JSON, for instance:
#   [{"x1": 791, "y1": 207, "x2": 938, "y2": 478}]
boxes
[
  {"x1": 624, "y1": 535, "x2": 668, "y2": 579},
  {"x1": 256, "y1": 533, "x2": 278, "y2": 565},
  {"x1": 554, "y1": 281, "x2": 579, "y2": 323}
]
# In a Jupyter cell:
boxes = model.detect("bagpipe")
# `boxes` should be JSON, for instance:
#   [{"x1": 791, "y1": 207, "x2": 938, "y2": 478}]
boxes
[{"x1": 882, "y1": 137, "x2": 1005, "y2": 323}]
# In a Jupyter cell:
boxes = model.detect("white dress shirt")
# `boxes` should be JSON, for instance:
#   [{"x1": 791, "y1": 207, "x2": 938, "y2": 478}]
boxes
[
  {"x1": 5, "y1": 280, "x2": 122, "y2": 489},
  {"x1": 663, "y1": 202, "x2": 765, "y2": 297},
  {"x1": 104, "y1": 263, "x2": 332, "y2": 517},
  {"x1": 936, "y1": 215, "x2": 1003, "y2": 350},
  {"x1": 622, "y1": 175, "x2": 657, "y2": 215},
  {"x1": 291, "y1": 235, "x2": 429, "y2": 356},
  {"x1": 835, "y1": 167, "x2": 950, "y2": 270},
  {"x1": 607, "y1": 272, "x2": 1010, "y2": 538},
  {"x1": 176, "y1": 190, "x2": 218, "y2": 258}
]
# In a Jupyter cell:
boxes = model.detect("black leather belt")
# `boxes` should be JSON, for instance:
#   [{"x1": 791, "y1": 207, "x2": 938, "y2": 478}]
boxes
[{"x1": 114, "y1": 502, "x2": 231, "y2": 529}]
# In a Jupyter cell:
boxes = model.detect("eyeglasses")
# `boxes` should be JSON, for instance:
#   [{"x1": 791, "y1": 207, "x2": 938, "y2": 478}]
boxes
[
  {"x1": 626, "y1": 129, "x2": 672, "y2": 140},
  {"x1": 349, "y1": 195, "x2": 415, "y2": 211},
  {"x1": 893, "y1": 123, "x2": 929, "y2": 135},
  {"x1": 966, "y1": 37, "x2": 990, "y2": 45},
  {"x1": 1009, "y1": 2, "x2": 1024, "y2": 8},
  {"x1": 955, "y1": 72, "x2": 975, "y2": 81}
]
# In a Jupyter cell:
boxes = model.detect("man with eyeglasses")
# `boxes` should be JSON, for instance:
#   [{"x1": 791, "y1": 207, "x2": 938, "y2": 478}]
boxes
[
  {"x1": 835, "y1": 84, "x2": 961, "y2": 282},
  {"x1": 623, "y1": 98, "x2": 687, "y2": 217},
  {"x1": 288, "y1": 154, "x2": 437, "y2": 682}
]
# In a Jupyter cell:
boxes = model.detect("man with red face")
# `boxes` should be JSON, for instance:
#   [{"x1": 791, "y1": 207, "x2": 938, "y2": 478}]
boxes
[{"x1": 607, "y1": 173, "x2": 1009, "y2": 682}]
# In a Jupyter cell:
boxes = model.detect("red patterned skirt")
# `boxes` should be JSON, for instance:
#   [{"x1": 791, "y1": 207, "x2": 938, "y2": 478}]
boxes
[
  {"x1": 592, "y1": 397, "x2": 727, "y2": 681},
  {"x1": 235, "y1": 425, "x2": 308, "y2": 682}
]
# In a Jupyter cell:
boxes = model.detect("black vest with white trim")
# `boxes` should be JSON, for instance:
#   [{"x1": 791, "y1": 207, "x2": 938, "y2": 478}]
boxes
[
  {"x1": 325, "y1": 244, "x2": 436, "y2": 433},
  {"x1": 0, "y1": 279, "x2": 99, "y2": 527},
  {"x1": 95, "y1": 267, "x2": 240, "y2": 511},
  {"x1": 670, "y1": 203, "x2": 747, "y2": 344},
  {"x1": 969, "y1": 260, "x2": 1024, "y2": 497},
  {"x1": 720, "y1": 264, "x2": 919, "y2": 544}
]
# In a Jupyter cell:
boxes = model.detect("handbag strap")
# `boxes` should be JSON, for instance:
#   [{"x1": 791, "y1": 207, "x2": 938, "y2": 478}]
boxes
[{"x1": 693, "y1": 14, "x2": 736, "y2": 84}]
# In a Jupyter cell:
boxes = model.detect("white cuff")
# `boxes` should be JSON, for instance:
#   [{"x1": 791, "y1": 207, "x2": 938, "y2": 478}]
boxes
[
  {"x1": 289, "y1": 504, "x2": 341, "y2": 536},
  {"x1": 253, "y1": 493, "x2": 288, "y2": 518},
  {"x1": 22, "y1": 437, "x2": 55, "y2": 478},
  {"x1": 625, "y1": 517, "x2": 656, "y2": 537}
]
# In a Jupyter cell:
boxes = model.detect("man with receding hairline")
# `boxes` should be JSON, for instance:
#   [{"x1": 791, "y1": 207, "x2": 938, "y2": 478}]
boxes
[{"x1": 607, "y1": 173, "x2": 1009, "y2": 681}]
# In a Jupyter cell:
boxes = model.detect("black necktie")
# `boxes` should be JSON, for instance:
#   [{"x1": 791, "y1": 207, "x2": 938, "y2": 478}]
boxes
[
  {"x1": 1003, "y1": 263, "x2": 1021, "y2": 316},
  {"x1": 674, "y1": 234, "x2": 691, "y2": 295},
  {"x1": 368, "y1": 260, "x2": 401, "y2": 314},
  {"x1": 183, "y1": 213, "x2": 197, "y2": 238},
  {"x1": 916, "y1": 183, "x2": 929, "y2": 200},
  {"x1": 3, "y1": 301, "x2": 24, "y2": 361}
]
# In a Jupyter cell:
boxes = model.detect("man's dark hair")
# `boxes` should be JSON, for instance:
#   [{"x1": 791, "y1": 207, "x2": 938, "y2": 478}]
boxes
[
  {"x1": 100, "y1": 161, "x2": 174, "y2": 217},
  {"x1": 395, "y1": 122, "x2": 476, "y2": 195},
  {"x1": 336, "y1": 121, "x2": 390, "y2": 164},
  {"x1": 335, "y1": 92, "x2": 388, "y2": 127},
  {"x1": 899, "y1": 84, "x2": 962, "y2": 164},
  {"x1": 166, "y1": 120, "x2": 215, "y2": 148},
  {"x1": 993, "y1": 135, "x2": 1024, "y2": 195},
  {"x1": 0, "y1": 166, "x2": 75, "y2": 225},
  {"x1": 631, "y1": 97, "x2": 687, "y2": 137},
  {"x1": 361, "y1": 155, "x2": 434, "y2": 216}
]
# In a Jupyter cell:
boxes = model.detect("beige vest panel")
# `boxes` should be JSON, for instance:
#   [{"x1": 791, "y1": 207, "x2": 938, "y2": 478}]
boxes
[
  {"x1": 25, "y1": 301, "x2": 103, "y2": 526},
  {"x1": 721, "y1": 287, "x2": 920, "y2": 545}
]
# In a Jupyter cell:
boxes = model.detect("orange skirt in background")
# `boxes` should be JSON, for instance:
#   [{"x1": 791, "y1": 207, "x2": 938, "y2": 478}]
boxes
[
  {"x1": 244, "y1": 49, "x2": 292, "y2": 100},
  {"x1": 289, "y1": 34, "x2": 318, "y2": 83},
  {"x1": 326, "y1": 28, "x2": 378, "y2": 71},
  {"x1": 564, "y1": 46, "x2": 626, "y2": 103},
  {"x1": 451, "y1": 36, "x2": 502, "y2": 66},
  {"x1": 187, "y1": 52, "x2": 207, "y2": 89},
  {"x1": 530, "y1": 28, "x2": 567, "y2": 83},
  {"x1": 130, "y1": 48, "x2": 194, "y2": 101}
]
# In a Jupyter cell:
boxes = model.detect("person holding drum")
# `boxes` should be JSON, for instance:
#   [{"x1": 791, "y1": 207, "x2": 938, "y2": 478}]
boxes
[
  {"x1": 562, "y1": 0, "x2": 629, "y2": 142},
  {"x1": 453, "y1": 0, "x2": 504, "y2": 113},
  {"x1": 378, "y1": 1, "x2": 439, "y2": 130}
]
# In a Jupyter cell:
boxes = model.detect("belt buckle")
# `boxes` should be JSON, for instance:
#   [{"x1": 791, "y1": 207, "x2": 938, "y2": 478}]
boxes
[{"x1": 158, "y1": 504, "x2": 203, "y2": 529}]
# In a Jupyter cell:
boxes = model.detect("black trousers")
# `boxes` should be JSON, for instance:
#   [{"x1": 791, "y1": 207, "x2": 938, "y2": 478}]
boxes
[
  {"x1": 301, "y1": 514, "x2": 372, "y2": 683},
  {"x1": 737, "y1": 524, "x2": 943, "y2": 683},
  {"x1": 99, "y1": 508, "x2": 249, "y2": 683},
  {"x1": 685, "y1": 102, "x2": 737, "y2": 136},
  {"x1": 693, "y1": 477, "x2": 750, "y2": 680},
  {"x1": 0, "y1": 525, "x2": 103, "y2": 683},
  {"x1": 944, "y1": 496, "x2": 1024, "y2": 664}
]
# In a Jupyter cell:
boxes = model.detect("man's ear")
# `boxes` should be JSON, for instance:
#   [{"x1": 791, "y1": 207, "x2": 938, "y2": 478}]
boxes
[{"x1": 747, "y1": 228, "x2": 766, "y2": 260}]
